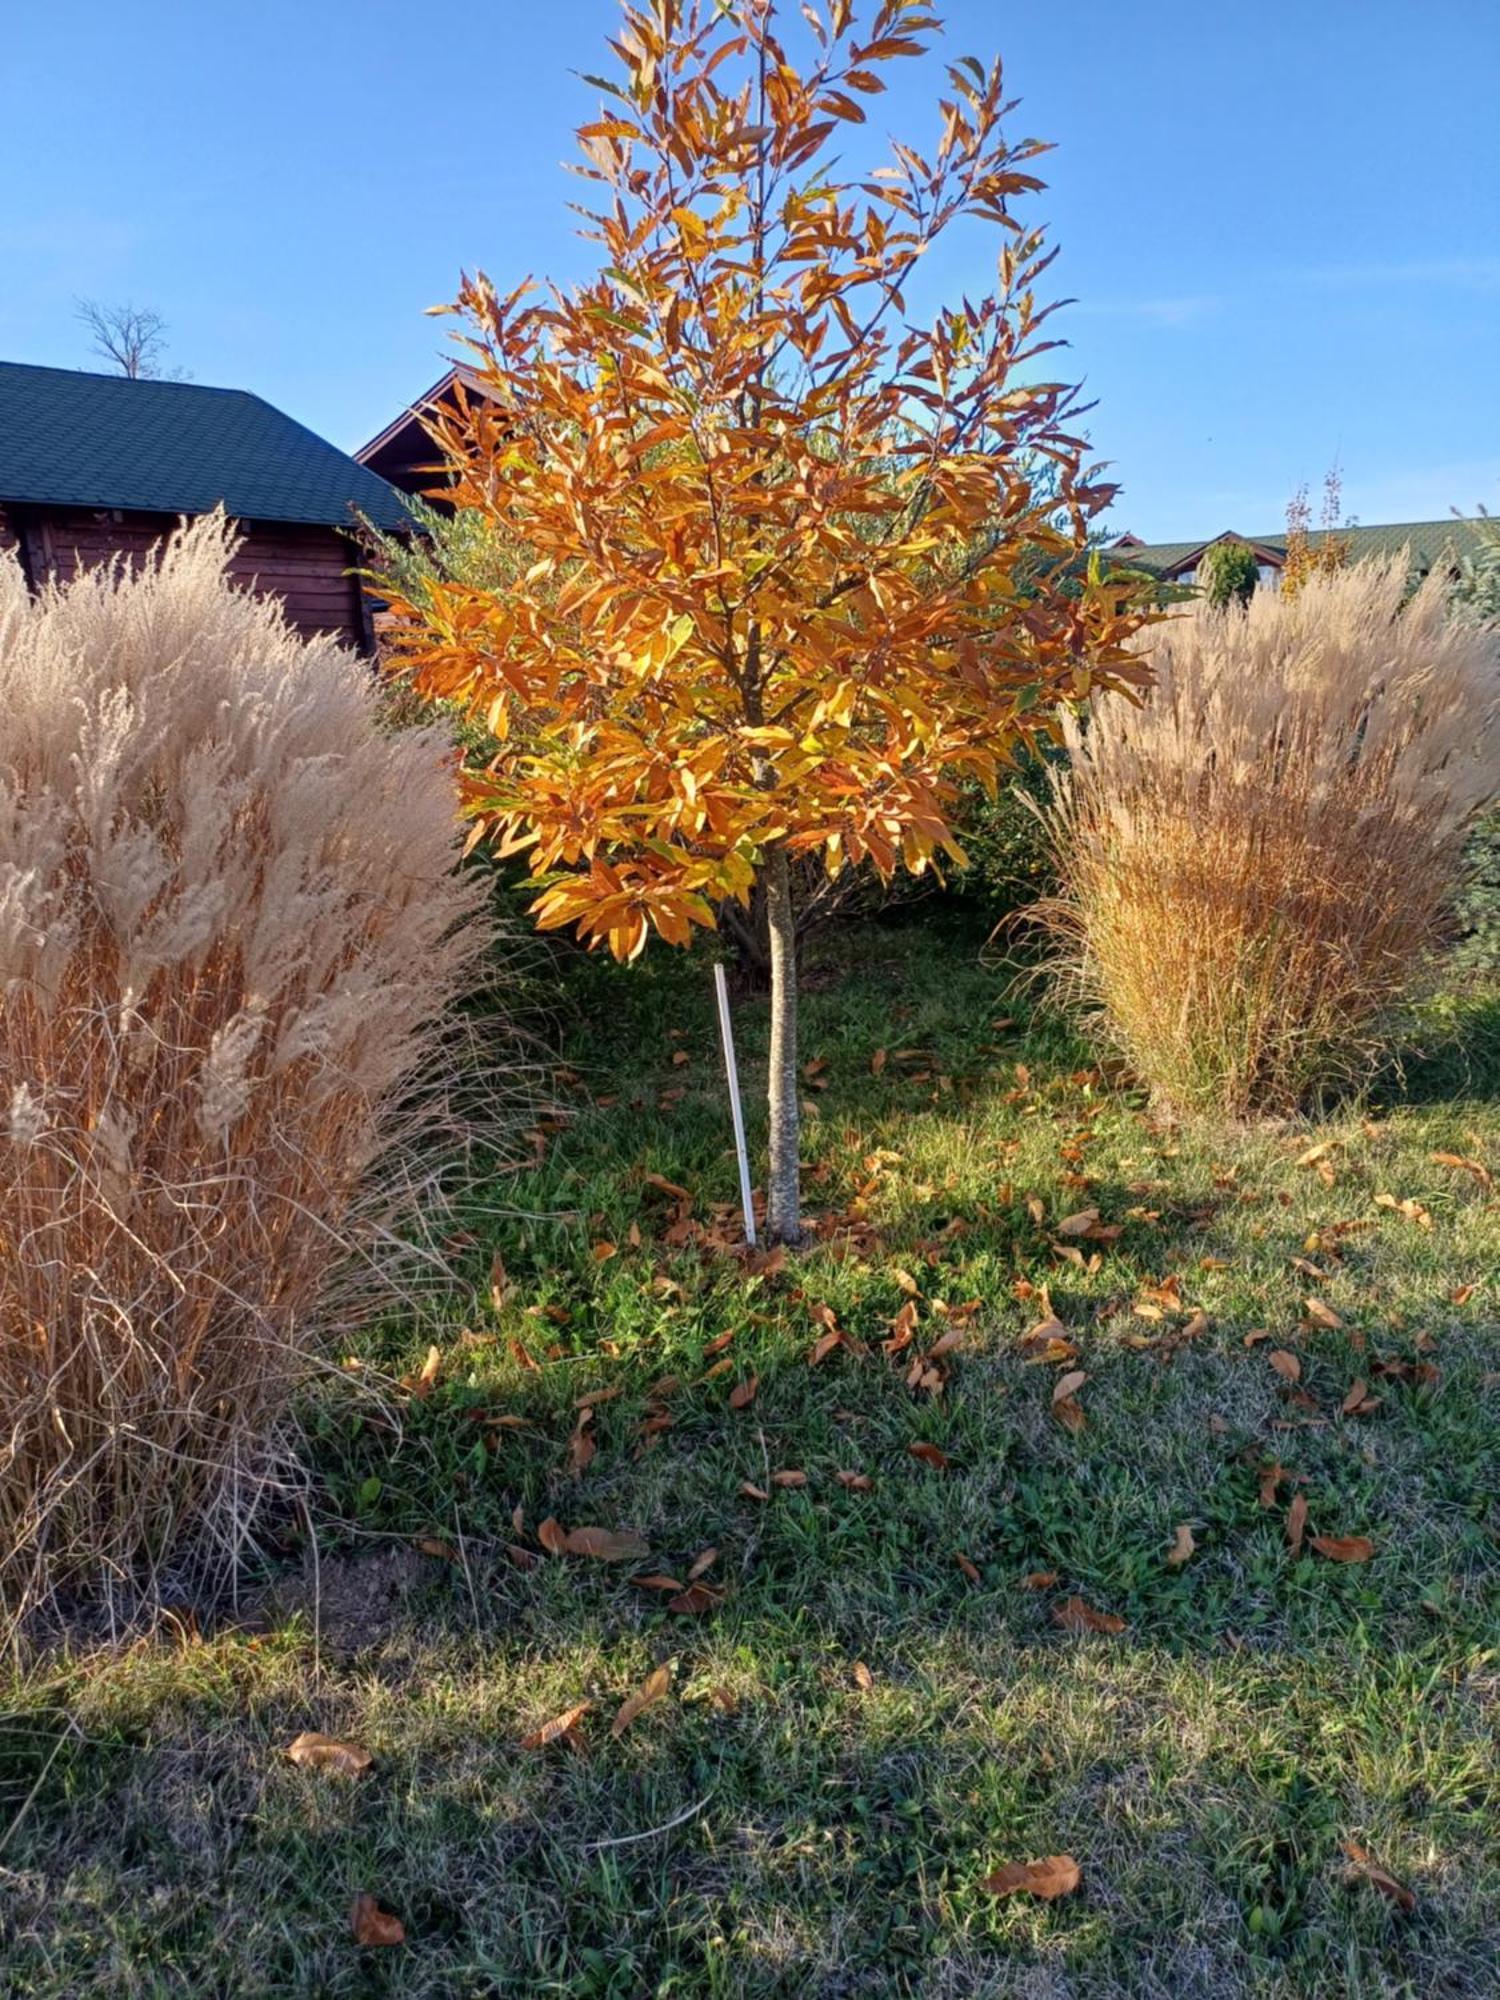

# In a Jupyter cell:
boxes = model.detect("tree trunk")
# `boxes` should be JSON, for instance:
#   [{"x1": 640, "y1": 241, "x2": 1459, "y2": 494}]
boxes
[{"x1": 763, "y1": 843, "x2": 802, "y2": 1245}]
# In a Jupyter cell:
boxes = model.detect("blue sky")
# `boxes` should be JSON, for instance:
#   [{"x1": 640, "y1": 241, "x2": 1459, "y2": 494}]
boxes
[{"x1": 3, "y1": 1, "x2": 1495, "y2": 539}]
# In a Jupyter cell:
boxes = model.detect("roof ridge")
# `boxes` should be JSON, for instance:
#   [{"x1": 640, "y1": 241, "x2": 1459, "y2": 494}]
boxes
[{"x1": 0, "y1": 358, "x2": 257, "y2": 400}]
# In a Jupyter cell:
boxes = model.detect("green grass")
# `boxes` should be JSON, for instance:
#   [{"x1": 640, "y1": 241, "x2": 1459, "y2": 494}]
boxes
[{"x1": 3, "y1": 909, "x2": 1498, "y2": 1997}]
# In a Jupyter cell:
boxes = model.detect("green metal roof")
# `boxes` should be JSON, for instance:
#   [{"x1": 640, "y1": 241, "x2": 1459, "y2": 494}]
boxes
[
  {"x1": 0, "y1": 361, "x2": 410, "y2": 532},
  {"x1": 1105, "y1": 519, "x2": 1490, "y2": 579}
]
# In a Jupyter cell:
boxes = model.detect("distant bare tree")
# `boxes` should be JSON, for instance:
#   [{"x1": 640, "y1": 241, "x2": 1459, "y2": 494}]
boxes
[{"x1": 75, "y1": 299, "x2": 186, "y2": 379}]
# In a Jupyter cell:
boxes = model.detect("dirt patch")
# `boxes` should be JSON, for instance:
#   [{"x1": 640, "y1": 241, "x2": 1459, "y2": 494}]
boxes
[{"x1": 259, "y1": 1541, "x2": 432, "y2": 1654}]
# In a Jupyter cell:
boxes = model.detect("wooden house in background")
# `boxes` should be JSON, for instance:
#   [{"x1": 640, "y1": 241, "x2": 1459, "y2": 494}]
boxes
[{"x1": 0, "y1": 361, "x2": 409, "y2": 652}]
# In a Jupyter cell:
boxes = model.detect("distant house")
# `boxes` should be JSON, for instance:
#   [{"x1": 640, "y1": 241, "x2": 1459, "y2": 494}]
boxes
[
  {"x1": 1105, "y1": 519, "x2": 1490, "y2": 591},
  {"x1": 356, "y1": 366, "x2": 493, "y2": 501},
  {"x1": 0, "y1": 362, "x2": 410, "y2": 651}
]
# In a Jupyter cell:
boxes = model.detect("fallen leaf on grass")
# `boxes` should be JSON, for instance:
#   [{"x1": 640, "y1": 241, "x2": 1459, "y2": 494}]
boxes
[
  {"x1": 1268, "y1": 1349, "x2": 1302, "y2": 1384},
  {"x1": 401, "y1": 1344, "x2": 443, "y2": 1398},
  {"x1": 415, "y1": 1536, "x2": 456, "y2": 1561},
  {"x1": 1340, "y1": 1379, "x2": 1381, "y2": 1417},
  {"x1": 1303, "y1": 1297, "x2": 1343, "y2": 1330},
  {"x1": 702, "y1": 1329, "x2": 735, "y2": 1359},
  {"x1": 852, "y1": 1660, "x2": 874, "y2": 1690},
  {"x1": 538, "y1": 1517, "x2": 567, "y2": 1556},
  {"x1": 1311, "y1": 1535, "x2": 1375, "y2": 1563},
  {"x1": 981, "y1": 1854, "x2": 1081, "y2": 1900},
  {"x1": 728, "y1": 1375, "x2": 758, "y2": 1410},
  {"x1": 1450, "y1": 1283, "x2": 1476, "y2": 1306},
  {"x1": 1286, "y1": 1491, "x2": 1308, "y2": 1555},
  {"x1": 870, "y1": 1048, "x2": 888, "y2": 1076},
  {"x1": 666, "y1": 1583, "x2": 721, "y2": 1616},
  {"x1": 1055, "y1": 1207, "x2": 1099, "y2": 1237},
  {"x1": 1020, "y1": 1569, "x2": 1060, "y2": 1590},
  {"x1": 285, "y1": 1733, "x2": 372, "y2": 1777},
  {"x1": 350, "y1": 1893, "x2": 405, "y2": 1947},
  {"x1": 687, "y1": 1547, "x2": 719, "y2": 1581},
  {"x1": 1166, "y1": 1524, "x2": 1196, "y2": 1567},
  {"x1": 611, "y1": 1664, "x2": 672, "y2": 1738},
  {"x1": 563, "y1": 1526, "x2": 651, "y2": 1561},
  {"x1": 836, "y1": 1469, "x2": 873, "y2": 1491},
  {"x1": 1052, "y1": 1595, "x2": 1125, "y2": 1636},
  {"x1": 771, "y1": 1467, "x2": 808, "y2": 1488},
  {"x1": 1430, "y1": 1151, "x2": 1493, "y2": 1193},
  {"x1": 1052, "y1": 1369, "x2": 1087, "y2": 1433},
  {"x1": 955, "y1": 1551, "x2": 981, "y2": 1585},
  {"x1": 520, "y1": 1701, "x2": 592, "y2": 1750},
  {"x1": 739, "y1": 1481, "x2": 770, "y2": 1502},
  {"x1": 907, "y1": 1441, "x2": 952, "y2": 1471},
  {"x1": 631, "y1": 1573, "x2": 686, "y2": 1594},
  {"x1": 1343, "y1": 1840, "x2": 1415, "y2": 1910}
]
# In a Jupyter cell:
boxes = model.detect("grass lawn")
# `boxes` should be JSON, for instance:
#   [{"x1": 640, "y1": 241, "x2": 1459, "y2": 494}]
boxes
[{"x1": 2, "y1": 907, "x2": 1497, "y2": 1998}]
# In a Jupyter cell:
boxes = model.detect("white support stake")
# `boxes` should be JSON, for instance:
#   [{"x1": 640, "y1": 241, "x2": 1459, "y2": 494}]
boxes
[{"x1": 713, "y1": 962, "x2": 757, "y2": 1247}]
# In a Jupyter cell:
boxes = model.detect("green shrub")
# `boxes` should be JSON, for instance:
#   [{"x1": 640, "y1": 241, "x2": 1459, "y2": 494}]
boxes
[{"x1": 1196, "y1": 539, "x2": 1260, "y2": 609}]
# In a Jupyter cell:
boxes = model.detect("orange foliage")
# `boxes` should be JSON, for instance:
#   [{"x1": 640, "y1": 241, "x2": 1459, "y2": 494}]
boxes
[{"x1": 382, "y1": 0, "x2": 1151, "y2": 963}]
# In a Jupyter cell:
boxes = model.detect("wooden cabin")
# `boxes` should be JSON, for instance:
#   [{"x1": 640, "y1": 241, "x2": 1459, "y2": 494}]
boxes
[{"x1": 0, "y1": 361, "x2": 410, "y2": 651}]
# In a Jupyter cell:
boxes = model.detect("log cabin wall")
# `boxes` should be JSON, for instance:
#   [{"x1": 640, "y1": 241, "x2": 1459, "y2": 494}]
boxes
[{"x1": 6, "y1": 506, "x2": 371, "y2": 649}]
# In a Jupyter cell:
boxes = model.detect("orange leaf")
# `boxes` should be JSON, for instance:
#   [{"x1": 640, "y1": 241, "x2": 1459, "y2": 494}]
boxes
[
  {"x1": 770, "y1": 1468, "x2": 807, "y2": 1488},
  {"x1": 1019, "y1": 1569, "x2": 1059, "y2": 1590},
  {"x1": 1166, "y1": 1524, "x2": 1195, "y2": 1567},
  {"x1": 611, "y1": 1664, "x2": 672, "y2": 1738},
  {"x1": 520, "y1": 1700, "x2": 592, "y2": 1750},
  {"x1": 1310, "y1": 1534, "x2": 1375, "y2": 1563},
  {"x1": 285, "y1": 1732, "x2": 373, "y2": 1777},
  {"x1": 1052, "y1": 1595, "x2": 1125, "y2": 1636},
  {"x1": 907, "y1": 1441, "x2": 951, "y2": 1471},
  {"x1": 981, "y1": 1854, "x2": 1081, "y2": 1900},
  {"x1": 350, "y1": 1893, "x2": 406, "y2": 1947},
  {"x1": 955, "y1": 1551, "x2": 981, "y2": 1585},
  {"x1": 1303, "y1": 1297, "x2": 1343, "y2": 1330},
  {"x1": 728, "y1": 1374, "x2": 758, "y2": 1409},
  {"x1": 1268, "y1": 1349, "x2": 1302, "y2": 1383},
  {"x1": 1286, "y1": 1491, "x2": 1308, "y2": 1555},
  {"x1": 1343, "y1": 1840, "x2": 1415, "y2": 1910},
  {"x1": 538, "y1": 1516, "x2": 567, "y2": 1556},
  {"x1": 836, "y1": 1469, "x2": 873, "y2": 1491}
]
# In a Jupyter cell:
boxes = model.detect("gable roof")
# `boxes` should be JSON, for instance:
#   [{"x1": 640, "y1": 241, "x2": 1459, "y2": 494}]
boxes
[
  {"x1": 0, "y1": 361, "x2": 410, "y2": 531},
  {"x1": 356, "y1": 365, "x2": 497, "y2": 496},
  {"x1": 1105, "y1": 519, "x2": 1490, "y2": 579}
]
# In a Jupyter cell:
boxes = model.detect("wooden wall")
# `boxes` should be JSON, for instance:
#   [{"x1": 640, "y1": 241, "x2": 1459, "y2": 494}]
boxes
[{"x1": 0, "y1": 505, "x2": 372, "y2": 650}]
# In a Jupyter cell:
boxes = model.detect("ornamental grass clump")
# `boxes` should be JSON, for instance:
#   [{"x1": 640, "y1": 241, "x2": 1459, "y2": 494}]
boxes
[
  {"x1": 1042, "y1": 559, "x2": 1500, "y2": 1118},
  {"x1": 0, "y1": 516, "x2": 491, "y2": 1630}
]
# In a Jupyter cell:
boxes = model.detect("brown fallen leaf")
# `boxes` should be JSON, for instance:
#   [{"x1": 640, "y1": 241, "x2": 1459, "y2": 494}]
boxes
[
  {"x1": 739, "y1": 1481, "x2": 770, "y2": 1502},
  {"x1": 1258, "y1": 1462, "x2": 1285, "y2": 1508},
  {"x1": 1166, "y1": 1523, "x2": 1196, "y2": 1567},
  {"x1": 836, "y1": 1469, "x2": 873, "y2": 1491},
  {"x1": 1052, "y1": 1595, "x2": 1125, "y2": 1636},
  {"x1": 563, "y1": 1526, "x2": 651, "y2": 1561},
  {"x1": 520, "y1": 1701, "x2": 592, "y2": 1750},
  {"x1": 1303, "y1": 1297, "x2": 1343, "y2": 1330},
  {"x1": 611, "y1": 1664, "x2": 672, "y2": 1738},
  {"x1": 1343, "y1": 1840, "x2": 1415, "y2": 1911},
  {"x1": 631, "y1": 1573, "x2": 686, "y2": 1593},
  {"x1": 537, "y1": 1516, "x2": 567, "y2": 1556},
  {"x1": 770, "y1": 1467, "x2": 808, "y2": 1488},
  {"x1": 1268, "y1": 1349, "x2": 1302, "y2": 1384},
  {"x1": 1430, "y1": 1150, "x2": 1493, "y2": 1193},
  {"x1": 1311, "y1": 1534, "x2": 1375, "y2": 1563},
  {"x1": 728, "y1": 1375, "x2": 758, "y2": 1410},
  {"x1": 1052, "y1": 1368, "x2": 1087, "y2": 1434},
  {"x1": 666, "y1": 1582, "x2": 721, "y2": 1616},
  {"x1": 415, "y1": 1536, "x2": 457, "y2": 1562},
  {"x1": 687, "y1": 1547, "x2": 719, "y2": 1581},
  {"x1": 285, "y1": 1732, "x2": 372, "y2": 1778},
  {"x1": 907, "y1": 1441, "x2": 952, "y2": 1471},
  {"x1": 1056, "y1": 1207, "x2": 1100, "y2": 1237},
  {"x1": 981, "y1": 1854, "x2": 1081, "y2": 1900},
  {"x1": 955, "y1": 1551, "x2": 982, "y2": 1585},
  {"x1": 1286, "y1": 1491, "x2": 1308, "y2": 1555},
  {"x1": 870, "y1": 1048, "x2": 888, "y2": 1076},
  {"x1": 402, "y1": 1343, "x2": 442, "y2": 1399},
  {"x1": 592, "y1": 1239, "x2": 619, "y2": 1263},
  {"x1": 1450, "y1": 1283, "x2": 1476, "y2": 1307},
  {"x1": 1340, "y1": 1378, "x2": 1381, "y2": 1417},
  {"x1": 852, "y1": 1659, "x2": 874, "y2": 1690},
  {"x1": 702, "y1": 1329, "x2": 735, "y2": 1358},
  {"x1": 488, "y1": 1250, "x2": 513, "y2": 1314},
  {"x1": 350, "y1": 1893, "x2": 405, "y2": 1947},
  {"x1": 1019, "y1": 1569, "x2": 1060, "y2": 1590}
]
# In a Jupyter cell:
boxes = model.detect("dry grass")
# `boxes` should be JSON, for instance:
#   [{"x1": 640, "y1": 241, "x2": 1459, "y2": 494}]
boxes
[
  {"x1": 1040, "y1": 560, "x2": 1500, "y2": 1116},
  {"x1": 0, "y1": 516, "x2": 492, "y2": 1634}
]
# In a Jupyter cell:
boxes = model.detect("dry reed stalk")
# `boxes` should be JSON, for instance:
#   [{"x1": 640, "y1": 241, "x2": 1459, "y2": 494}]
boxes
[
  {"x1": 0, "y1": 515, "x2": 498, "y2": 1634},
  {"x1": 1038, "y1": 559, "x2": 1500, "y2": 1117}
]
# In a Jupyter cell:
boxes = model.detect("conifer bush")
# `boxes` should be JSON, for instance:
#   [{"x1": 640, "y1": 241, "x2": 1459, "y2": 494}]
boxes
[
  {"x1": 0, "y1": 517, "x2": 491, "y2": 1626},
  {"x1": 1041, "y1": 561, "x2": 1500, "y2": 1116}
]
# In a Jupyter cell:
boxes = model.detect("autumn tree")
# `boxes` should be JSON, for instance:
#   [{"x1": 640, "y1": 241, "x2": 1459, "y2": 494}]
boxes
[
  {"x1": 381, "y1": 0, "x2": 1150, "y2": 1243},
  {"x1": 75, "y1": 298, "x2": 185, "y2": 380}
]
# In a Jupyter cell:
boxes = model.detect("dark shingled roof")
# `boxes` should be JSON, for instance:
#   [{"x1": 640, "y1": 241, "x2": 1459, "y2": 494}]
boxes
[
  {"x1": 0, "y1": 361, "x2": 410, "y2": 531},
  {"x1": 1105, "y1": 519, "x2": 1490, "y2": 580}
]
